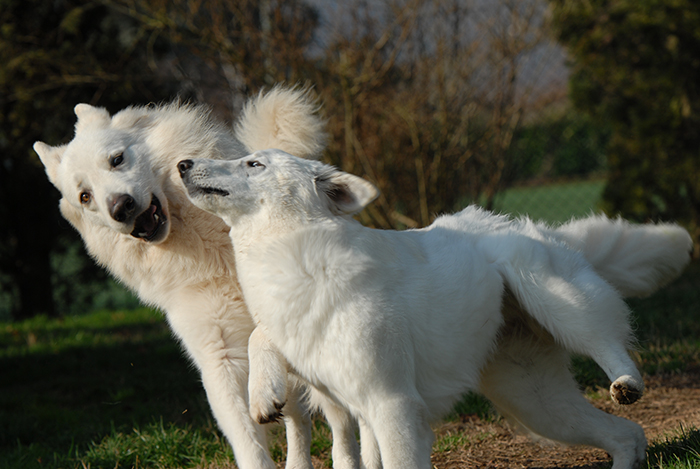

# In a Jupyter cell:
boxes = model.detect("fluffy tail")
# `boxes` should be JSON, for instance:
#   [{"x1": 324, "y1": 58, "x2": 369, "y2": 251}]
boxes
[
  {"x1": 235, "y1": 86, "x2": 328, "y2": 159},
  {"x1": 553, "y1": 215, "x2": 693, "y2": 298}
]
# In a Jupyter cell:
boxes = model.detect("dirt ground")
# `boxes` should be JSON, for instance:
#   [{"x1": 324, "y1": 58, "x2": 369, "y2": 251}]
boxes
[
  {"x1": 280, "y1": 370, "x2": 700, "y2": 469},
  {"x1": 430, "y1": 369, "x2": 700, "y2": 468}
]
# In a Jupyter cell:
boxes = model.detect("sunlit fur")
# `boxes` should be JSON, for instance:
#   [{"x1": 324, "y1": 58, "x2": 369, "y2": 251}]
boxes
[
  {"x1": 33, "y1": 88, "x2": 327, "y2": 469},
  {"x1": 183, "y1": 149, "x2": 692, "y2": 469}
]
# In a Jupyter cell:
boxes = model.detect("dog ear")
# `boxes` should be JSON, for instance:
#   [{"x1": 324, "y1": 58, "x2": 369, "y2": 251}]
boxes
[
  {"x1": 33, "y1": 141, "x2": 66, "y2": 187},
  {"x1": 315, "y1": 168, "x2": 379, "y2": 215},
  {"x1": 74, "y1": 103, "x2": 111, "y2": 133}
]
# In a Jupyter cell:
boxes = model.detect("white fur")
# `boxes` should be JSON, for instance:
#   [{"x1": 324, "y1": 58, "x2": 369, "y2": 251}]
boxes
[
  {"x1": 33, "y1": 89, "x2": 327, "y2": 469},
  {"x1": 553, "y1": 215, "x2": 693, "y2": 297},
  {"x1": 181, "y1": 149, "x2": 692, "y2": 469}
]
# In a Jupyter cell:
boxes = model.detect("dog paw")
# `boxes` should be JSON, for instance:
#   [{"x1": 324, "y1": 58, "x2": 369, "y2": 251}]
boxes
[
  {"x1": 610, "y1": 375, "x2": 644, "y2": 405},
  {"x1": 252, "y1": 399, "x2": 285, "y2": 424},
  {"x1": 248, "y1": 367, "x2": 288, "y2": 424}
]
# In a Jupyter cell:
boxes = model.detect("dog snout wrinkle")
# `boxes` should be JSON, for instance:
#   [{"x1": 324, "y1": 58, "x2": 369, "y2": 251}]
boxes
[
  {"x1": 110, "y1": 194, "x2": 136, "y2": 223},
  {"x1": 178, "y1": 159, "x2": 193, "y2": 177}
]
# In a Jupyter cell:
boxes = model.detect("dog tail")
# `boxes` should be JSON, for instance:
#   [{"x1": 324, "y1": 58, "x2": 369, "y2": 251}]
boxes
[
  {"x1": 552, "y1": 215, "x2": 693, "y2": 298},
  {"x1": 234, "y1": 86, "x2": 328, "y2": 159}
]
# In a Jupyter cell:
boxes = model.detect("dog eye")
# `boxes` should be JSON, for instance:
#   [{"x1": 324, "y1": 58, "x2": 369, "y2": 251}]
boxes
[
  {"x1": 80, "y1": 191, "x2": 92, "y2": 205},
  {"x1": 110, "y1": 153, "x2": 124, "y2": 168},
  {"x1": 247, "y1": 160, "x2": 265, "y2": 169}
]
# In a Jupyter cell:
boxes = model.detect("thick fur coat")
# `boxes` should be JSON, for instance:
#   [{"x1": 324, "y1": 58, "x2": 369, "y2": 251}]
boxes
[
  {"x1": 180, "y1": 149, "x2": 692, "y2": 469},
  {"x1": 34, "y1": 89, "x2": 328, "y2": 469}
]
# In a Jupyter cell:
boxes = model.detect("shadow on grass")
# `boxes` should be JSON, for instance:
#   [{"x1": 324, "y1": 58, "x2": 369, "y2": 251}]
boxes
[{"x1": 0, "y1": 309, "x2": 215, "y2": 468}]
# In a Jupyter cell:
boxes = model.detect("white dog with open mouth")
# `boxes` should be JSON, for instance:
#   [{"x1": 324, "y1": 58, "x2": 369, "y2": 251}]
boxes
[
  {"x1": 179, "y1": 149, "x2": 692, "y2": 469},
  {"x1": 33, "y1": 89, "x2": 331, "y2": 469}
]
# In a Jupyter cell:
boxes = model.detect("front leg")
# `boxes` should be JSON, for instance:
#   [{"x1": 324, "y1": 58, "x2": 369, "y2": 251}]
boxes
[
  {"x1": 248, "y1": 327, "x2": 315, "y2": 469},
  {"x1": 282, "y1": 377, "x2": 314, "y2": 469},
  {"x1": 165, "y1": 300, "x2": 276, "y2": 469},
  {"x1": 199, "y1": 357, "x2": 276, "y2": 468},
  {"x1": 248, "y1": 326, "x2": 289, "y2": 424}
]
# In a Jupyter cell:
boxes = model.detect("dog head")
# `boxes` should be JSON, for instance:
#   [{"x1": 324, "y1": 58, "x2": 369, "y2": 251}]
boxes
[
  {"x1": 178, "y1": 149, "x2": 378, "y2": 231},
  {"x1": 34, "y1": 103, "x2": 171, "y2": 243}
]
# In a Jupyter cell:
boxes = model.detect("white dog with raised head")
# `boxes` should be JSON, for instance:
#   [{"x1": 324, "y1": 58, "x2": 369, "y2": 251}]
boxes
[
  {"x1": 179, "y1": 149, "x2": 692, "y2": 469},
  {"x1": 33, "y1": 89, "x2": 329, "y2": 469}
]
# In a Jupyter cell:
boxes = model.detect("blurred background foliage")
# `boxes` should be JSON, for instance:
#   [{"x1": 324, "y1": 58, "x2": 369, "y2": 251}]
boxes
[
  {"x1": 551, "y1": 0, "x2": 700, "y2": 248},
  {"x1": 0, "y1": 0, "x2": 697, "y2": 321}
]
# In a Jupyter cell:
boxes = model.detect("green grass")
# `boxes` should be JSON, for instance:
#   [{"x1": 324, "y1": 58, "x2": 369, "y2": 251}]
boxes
[
  {"x1": 432, "y1": 429, "x2": 494, "y2": 454},
  {"x1": 0, "y1": 308, "x2": 221, "y2": 469},
  {"x1": 493, "y1": 178, "x2": 607, "y2": 224},
  {"x1": 646, "y1": 426, "x2": 700, "y2": 469},
  {"x1": 0, "y1": 308, "x2": 338, "y2": 469}
]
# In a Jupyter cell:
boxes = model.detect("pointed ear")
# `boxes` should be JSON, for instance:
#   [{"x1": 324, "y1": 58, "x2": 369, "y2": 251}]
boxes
[
  {"x1": 33, "y1": 141, "x2": 66, "y2": 186},
  {"x1": 74, "y1": 103, "x2": 110, "y2": 133},
  {"x1": 315, "y1": 168, "x2": 379, "y2": 215}
]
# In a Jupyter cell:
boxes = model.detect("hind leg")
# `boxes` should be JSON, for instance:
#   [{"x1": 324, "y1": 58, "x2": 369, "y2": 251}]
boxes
[
  {"x1": 507, "y1": 263, "x2": 644, "y2": 404},
  {"x1": 479, "y1": 335, "x2": 647, "y2": 469},
  {"x1": 569, "y1": 270, "x2": 644, "y2": 404}
]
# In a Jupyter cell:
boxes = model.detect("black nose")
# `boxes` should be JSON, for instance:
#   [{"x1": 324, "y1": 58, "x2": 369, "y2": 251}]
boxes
[
  {"x1": 178, "y1": 160, "x2": 193, "y2": 177},
  {"x1": 109, "y1": 194, "x2": 136, "y2": 223}
]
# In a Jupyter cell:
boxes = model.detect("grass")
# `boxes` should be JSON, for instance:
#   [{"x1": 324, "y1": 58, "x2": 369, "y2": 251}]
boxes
[
  {"x1": 0, "y1": 308, "x2": 338, "y2": 468},
  {"x1": 493, "y1": 178, "x2": 607, "y2": 224},
  {"x1": 0, "y1": 308, "x2": 217, "y2": 468},
  {"x1": 432, "y1": 429, "x2": 493, "y2": 455},
  {"x1": 646, "y1": 426, "x2": 700, "y2": 469}
]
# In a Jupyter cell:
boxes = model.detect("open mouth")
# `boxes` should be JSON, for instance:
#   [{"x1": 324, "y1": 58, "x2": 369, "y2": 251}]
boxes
[{"x1": 130, "y1": 195, "x2": 167, "y2": 241}]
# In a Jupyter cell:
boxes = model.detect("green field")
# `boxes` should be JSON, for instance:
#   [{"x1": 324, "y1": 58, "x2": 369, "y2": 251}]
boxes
[{"x1": 493, "y1": 179, "x2": 607, "y2": 224}]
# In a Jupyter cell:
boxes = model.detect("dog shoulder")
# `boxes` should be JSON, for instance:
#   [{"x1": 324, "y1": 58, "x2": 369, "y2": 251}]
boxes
[{"x1": 241, "y1": 224, "x2": 376, "y2": 308}]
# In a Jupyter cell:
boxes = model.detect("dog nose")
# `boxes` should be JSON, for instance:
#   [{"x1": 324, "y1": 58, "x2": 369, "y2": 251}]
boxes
[
  {"x1": 178, "y1": 160, "x2": 193, "y2": 177},
  {"x1": 109, "y1": 194, "x2": 136, "y2": 223}
]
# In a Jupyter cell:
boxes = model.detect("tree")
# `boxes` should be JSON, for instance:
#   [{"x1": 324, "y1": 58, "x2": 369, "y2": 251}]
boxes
[
  {"x1": 102, "y1": 0, "x2": 321, "y2": 121},
  {"x1": 315, "y1": 0, "x2": 565, "y2": 228},
  {"x1": 1, "y1": 0, "x2": 568, "y2": 318},
  {"x1": 549, "y1": 0, "x2": 700, "y2": 252},
  {"x1": 0, "y1": 0, "x2": 174, "y2": 319}
]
